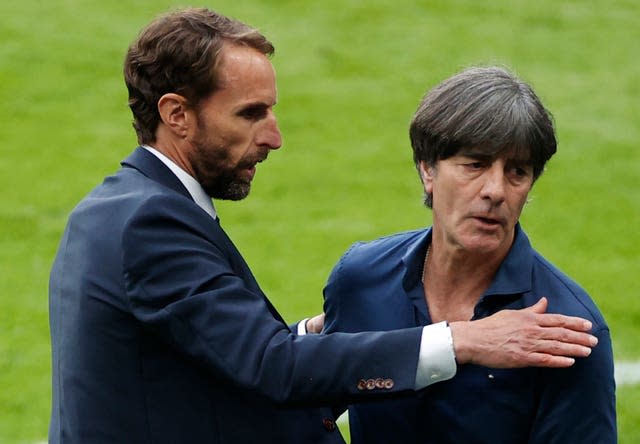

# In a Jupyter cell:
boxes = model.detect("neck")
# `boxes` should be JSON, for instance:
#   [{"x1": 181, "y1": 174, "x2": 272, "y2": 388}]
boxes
[
  {"x1": 422, "y1": 237, "x2": 509, "y2": 323},
  {"x1": 151, "y1": 128, "x2": 196, "y2": 178}
]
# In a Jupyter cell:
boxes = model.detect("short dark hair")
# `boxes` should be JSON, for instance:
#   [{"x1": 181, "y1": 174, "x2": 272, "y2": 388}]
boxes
[
  {"x1": 410, "y1": 66, "x2": 557, "y2": 207},
  {"x1": 124, "y1": 8, "x2": 274, "y2": 144}
]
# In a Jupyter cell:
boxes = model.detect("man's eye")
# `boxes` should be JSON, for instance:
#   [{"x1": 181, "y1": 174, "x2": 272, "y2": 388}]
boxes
[
  {"x1": 514, "y1": 168, "x2": 527, "y2": 176},
  {"x1": 239, "y1": 107, "x2": 266, "y2": 120},
  {"x1": 510, "y1": 165, "x2": 532, "y2": 178}
]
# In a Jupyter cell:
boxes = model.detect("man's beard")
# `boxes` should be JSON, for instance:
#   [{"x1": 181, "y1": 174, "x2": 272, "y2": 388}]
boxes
[
  {"x1": 190, "y1": 149, "x2": 252, "y2": 201},
  {"x1": 188, "y1": 135, "x2": 254, "y2": 201},
  {"x1": 189, "y1": 114, "x2": 267, "y2": 201},
  {"x1": 203, "y1": 171, "x2": 251, "y2": 201}
]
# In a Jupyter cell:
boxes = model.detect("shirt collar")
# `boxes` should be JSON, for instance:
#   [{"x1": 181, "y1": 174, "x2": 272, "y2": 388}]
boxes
[
  {"x1": 142, "y1": 145, "x2": 217, "y2": 220},
  {"x1": 483, "y1": 223, "x2": 533, "y2": 296},
  {"x1": 401, "y1": 228, "x2": 432, "y2": 319},
  {"x1": 401, "y1": 224, "x2": 533, "y2": 298},
  {"x1": 401, "y1": 228, "x2": 432, "y2": 288}
]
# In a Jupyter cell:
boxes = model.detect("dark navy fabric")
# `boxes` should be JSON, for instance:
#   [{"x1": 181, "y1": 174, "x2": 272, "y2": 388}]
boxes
[
  {"x1": 324, "y1": 225, "x2": 616, "y2": 444},
  {"x1": 49, "y1": 147, "x2": 424, "y2": 444}
]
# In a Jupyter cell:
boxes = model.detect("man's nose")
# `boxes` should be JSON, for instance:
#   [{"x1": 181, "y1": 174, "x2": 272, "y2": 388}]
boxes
[
  {"x1": 258, "y1": 114, "x2": 282, "y2": 150},
  {"x1": 480, "y1": 164, "x2": 507, "y2": 204}
]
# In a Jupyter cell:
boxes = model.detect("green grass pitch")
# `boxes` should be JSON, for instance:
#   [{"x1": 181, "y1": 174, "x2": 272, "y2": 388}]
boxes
[{"x1": 1, "y1": 0, "x2": 638, "y2": 442}]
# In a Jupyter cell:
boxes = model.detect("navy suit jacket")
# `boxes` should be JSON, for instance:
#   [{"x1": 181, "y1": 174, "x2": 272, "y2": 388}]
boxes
[{"x1": 49, "y1": 147, "x2": 424, "y2": 443}]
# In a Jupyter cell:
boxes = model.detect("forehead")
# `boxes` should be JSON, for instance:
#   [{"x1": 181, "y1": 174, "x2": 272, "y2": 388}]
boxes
[{"x1": 210, "y1": 43, "x2": 277, "y2": 106}]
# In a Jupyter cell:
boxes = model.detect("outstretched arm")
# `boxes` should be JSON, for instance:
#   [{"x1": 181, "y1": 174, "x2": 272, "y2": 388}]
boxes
[{"x1": 450, "y1": 297, "x2": 596, "y2": 368}]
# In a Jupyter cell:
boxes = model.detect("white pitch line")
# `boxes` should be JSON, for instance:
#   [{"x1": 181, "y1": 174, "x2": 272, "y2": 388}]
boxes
[{"x1": 615, "y1": 360, "x2": 640, "y2": 386}]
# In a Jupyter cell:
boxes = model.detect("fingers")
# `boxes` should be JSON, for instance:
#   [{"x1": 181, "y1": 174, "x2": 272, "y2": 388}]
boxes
[
  {"x1": 536, "y1": 312, "x2": 593, "y2": 332},
  {"x1": 305, "y1": 313, "x2": 325, "y2": 334},
  {"x1": 530, "y1": 296, "x2": 592, "y2": 331},
  {"x1": 527, "y1": 296, "x2": 548, "y2": 314},
  {"x1": 529, "y1": 337, "x2": 593, "y2": 359},
  {"x1": 537, "y1": 326, "x2": 598, "y2": 348},
  {"x1": 526, "y1": 353, "x2": 576, "y2": 368},
  {"x1": 501, "y1": 323, "x2": 597, "y2": 368},
  {"x1": 450, "y1": 304, "x2": 599, "y2": 368}
]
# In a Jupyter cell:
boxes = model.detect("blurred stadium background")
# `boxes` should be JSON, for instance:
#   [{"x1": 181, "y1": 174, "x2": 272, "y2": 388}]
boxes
[{"x1": 1, "y1": 0, "x2": 638, "y2": 442}]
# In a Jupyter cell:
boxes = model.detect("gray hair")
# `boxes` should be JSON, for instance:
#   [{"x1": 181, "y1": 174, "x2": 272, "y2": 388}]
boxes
[{"x1": 409, "y1": 66, "x2": 557, "y2": 207}]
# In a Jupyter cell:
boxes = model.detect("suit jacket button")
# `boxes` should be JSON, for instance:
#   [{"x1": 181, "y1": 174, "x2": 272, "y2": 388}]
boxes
[
  {"x1": 357, "y1": 379, "x2": 367, "y2": 390},
  {"x1": 374, "y1": 378, "x2": 385, "y2": 388},
  {"x1": 384, "y1": 378, "x2": 394, "y2": 389},
  {"x1": 322, "y1": 418, "x2": 336, "y2": 431},
  {"x1": 365, "y1": 378, "x2": 376, "y2": 390}
]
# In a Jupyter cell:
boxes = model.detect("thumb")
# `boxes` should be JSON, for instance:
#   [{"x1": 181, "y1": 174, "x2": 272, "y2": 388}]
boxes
[{"x1": 528, "y1": 297, "x2": 548, "y2": 314}]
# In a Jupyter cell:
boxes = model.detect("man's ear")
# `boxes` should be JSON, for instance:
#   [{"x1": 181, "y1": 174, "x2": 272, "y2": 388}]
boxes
[
  {"x1": 157, "y1": 93, "x2": 193, "y2": 138},
  {"x1": 418, "y1": 161, "x2": 435, "y2": 193}
]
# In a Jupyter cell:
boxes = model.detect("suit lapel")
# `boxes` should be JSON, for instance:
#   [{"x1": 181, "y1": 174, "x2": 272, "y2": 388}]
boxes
[
  {"x1": 122, "y1": 147, "x2": 289, "y2": 327},
  {"x1": 121, "y1": 146, "x2": 192, "y2": 200},
  {"x1": 214, "y1": 222, "x2": 288, "y2": 326}
]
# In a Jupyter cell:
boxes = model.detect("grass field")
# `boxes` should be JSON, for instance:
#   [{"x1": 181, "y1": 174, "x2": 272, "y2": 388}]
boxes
[{"x1": 1, "y1": 0, "x2": 638, "y2": 442}]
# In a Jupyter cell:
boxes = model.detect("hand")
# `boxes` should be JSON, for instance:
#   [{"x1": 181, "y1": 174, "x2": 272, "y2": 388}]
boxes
[
  {"x1": 305, "y1": 313, "x2": 325, "y2": 334},
  {"x1": 449, "y1": 297, "x2": 597, "y2": 368}
]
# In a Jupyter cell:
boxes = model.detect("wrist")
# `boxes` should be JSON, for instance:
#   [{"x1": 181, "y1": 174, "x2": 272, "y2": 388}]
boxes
[{"x1": 449, "y1": 321, "x2": 472, "y2": 365}]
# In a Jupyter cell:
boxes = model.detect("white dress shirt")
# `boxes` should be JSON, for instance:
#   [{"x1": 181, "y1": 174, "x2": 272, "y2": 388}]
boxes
[{"x1": 143, "y1": 145, "x2": 217, "y2": 220}]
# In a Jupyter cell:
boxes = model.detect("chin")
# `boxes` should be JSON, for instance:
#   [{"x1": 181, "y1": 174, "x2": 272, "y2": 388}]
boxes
[
  {"x1": 460, "y1": 235, "x2": 504, "y2": 252},
  {"x1": 210, "y1": 182, "x2": 251, "y2": 201}
]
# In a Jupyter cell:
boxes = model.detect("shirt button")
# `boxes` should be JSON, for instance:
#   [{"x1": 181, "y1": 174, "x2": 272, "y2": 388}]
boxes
[{"x1": 430, "y1": 373, "x2": 440, "y2": 381}]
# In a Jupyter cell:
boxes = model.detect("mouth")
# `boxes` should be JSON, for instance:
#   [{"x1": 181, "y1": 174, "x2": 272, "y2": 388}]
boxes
[
  {"x1": 242, "y1": 156, "x2": 267, "y2": 179},
  {"x1": 472, "y1": 215, "x2": 505, "y2": 228}
]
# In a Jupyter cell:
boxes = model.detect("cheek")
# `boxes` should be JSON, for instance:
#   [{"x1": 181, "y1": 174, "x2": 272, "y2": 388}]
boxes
[
  {"x1": 508, "y1": 192, "x2": 531, "y2": 218},
  {"x1": 431, "y1": 190, "x2": 461, "y2": 222},
  {"x1": 433, "y1": 181, "x2": 468, "y2": 208},
  {"x1": 217, "y1": 123, "x2": 254, "y2": 153},
  {"x1": 204, "y1": 129, "x2": 249, "y2": 163}
]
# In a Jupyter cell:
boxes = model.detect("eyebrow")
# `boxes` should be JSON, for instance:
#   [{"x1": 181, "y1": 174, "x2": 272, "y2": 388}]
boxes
[
  {"x1": 239, "y1": 100, "x2": 268, "y2": 108},
  {"x1": 233, "y1": 101, "x2": 269, "y2": 116},
  {"x1": 237, "y1": 99, "x2": 276, "y2": 112},
  {"x1": 457, "y1": 150, "x2": 493, "y2": 161},
  {"x1": 458, "y1": 149, "x2": 531, "y2": 164}
]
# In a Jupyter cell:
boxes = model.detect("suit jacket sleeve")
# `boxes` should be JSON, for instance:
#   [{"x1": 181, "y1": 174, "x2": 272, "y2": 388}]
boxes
[{"x1": 121, "y1": 193, "x2": 422, "y2": 404}]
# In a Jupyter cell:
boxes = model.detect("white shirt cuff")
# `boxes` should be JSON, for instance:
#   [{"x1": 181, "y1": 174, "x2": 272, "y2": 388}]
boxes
[
  {"x1": 414, "y1": 321, "x2": 457, "y2": 389},
  {"x1": 297, "y1": 318, "x2": 309, "y2": 335}
]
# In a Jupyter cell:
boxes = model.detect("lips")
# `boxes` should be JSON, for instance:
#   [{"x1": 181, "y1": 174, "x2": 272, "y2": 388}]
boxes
[
  {"x1": 471, "y1": 214, "x2": 505, "y2": 227},
  {"x1": 245, "y1": 153, "x2": 267, "y2": 169},
  {"x1": 242, "y1": 156, "x2": 267, "y2": 180}
]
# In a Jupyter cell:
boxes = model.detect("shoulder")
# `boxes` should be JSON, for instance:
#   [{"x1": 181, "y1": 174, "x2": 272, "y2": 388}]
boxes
[
  {"x1": 338, "y1": 229, "x2": 425, "y2": 269},
  {"x1": 530, "y1": 251, "x2": 608, "y2": 330},
  {"x1": 72, "y1": 166, "x2": 180, "y2": 215},
  {"x1": 323, "y1": 229, "x2": 424, "y2": 304},
  {"x1": 323, "y1": 229, "x2": 425, "y2": 333},
  {"x1": 69, "y1": 165, "x2": 217, "y2": 251}
]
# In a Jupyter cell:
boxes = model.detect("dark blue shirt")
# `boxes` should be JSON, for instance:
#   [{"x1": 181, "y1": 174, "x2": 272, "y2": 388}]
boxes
[{"x1": 323, "y1": 225, "x2": 616, "y2": 444}]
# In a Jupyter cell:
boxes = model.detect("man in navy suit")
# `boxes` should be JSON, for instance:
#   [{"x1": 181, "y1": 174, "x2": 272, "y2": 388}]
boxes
[
  {"x1": 49, "y1": 9, "x2": 598, "y2": 444},
  {"x1": 323, "y1": 67, "x2": 616, "y2": 443}
]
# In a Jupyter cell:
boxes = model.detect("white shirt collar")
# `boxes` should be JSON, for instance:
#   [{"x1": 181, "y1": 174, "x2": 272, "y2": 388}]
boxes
[{"x1": 142, "y1": 145, "x2": 217, "y2": 220}]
